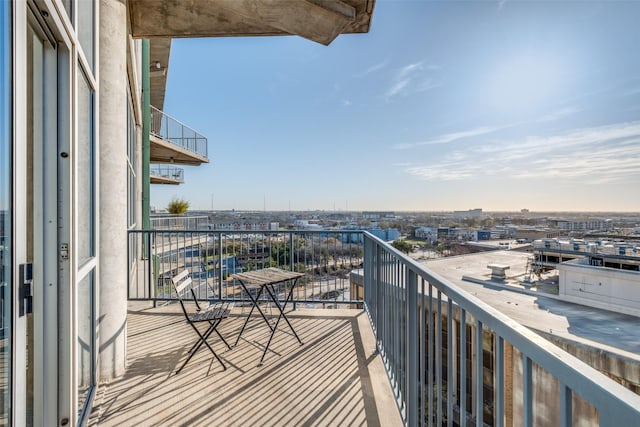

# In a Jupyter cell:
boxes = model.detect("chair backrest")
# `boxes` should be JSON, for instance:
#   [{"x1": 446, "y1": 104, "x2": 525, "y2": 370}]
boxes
[
  {"x1": 171, "y1": 269, "x2": 197, "y2": 315},
  {"x1": 171, "y1": 269, "x2": 192, "y2": 295}
]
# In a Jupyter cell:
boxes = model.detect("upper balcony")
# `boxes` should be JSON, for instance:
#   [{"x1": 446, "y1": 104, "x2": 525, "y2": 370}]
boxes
[
  {"x1": 129, "y1": 0, "x2": 376, "y2": 46},
  {"x1": 150, "y1": 165, "x2": 184, "y2": 185},
  {"x1": 107, "y1": 230, "x2": 640, "y2": 426},
  {"x1": 150, "y1": 106, "x2": 209, "y2": 166}
]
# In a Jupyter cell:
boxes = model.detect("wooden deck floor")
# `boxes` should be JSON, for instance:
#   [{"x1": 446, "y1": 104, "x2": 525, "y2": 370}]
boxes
[{"x1": 89, "y1": 303, "x2": 402, "y2": 427}]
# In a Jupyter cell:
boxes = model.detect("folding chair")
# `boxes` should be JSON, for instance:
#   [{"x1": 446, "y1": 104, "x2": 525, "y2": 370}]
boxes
[{"x1": 171, "y1": 270, "x2": 233, "y2": 374}]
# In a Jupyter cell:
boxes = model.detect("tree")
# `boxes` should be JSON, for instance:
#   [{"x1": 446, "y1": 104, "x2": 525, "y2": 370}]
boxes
[
  {"x1": 167, "y1": 198, "x2": 189, "y2": 215},
  {"x1": 391, "y1": 239, "x2": 413, "y2": 254}
]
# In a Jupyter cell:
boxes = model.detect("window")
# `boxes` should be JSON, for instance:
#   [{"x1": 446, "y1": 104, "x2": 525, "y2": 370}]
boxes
[
  {"x1": 76, "y1": 0, "x2": 94, "y2": 71},
  {"x1": 127, "y1": 91, "x2": 137, "y2": 229},
  {"x1": 77, "y1": 69, "x2": 95, "y2": 265}
]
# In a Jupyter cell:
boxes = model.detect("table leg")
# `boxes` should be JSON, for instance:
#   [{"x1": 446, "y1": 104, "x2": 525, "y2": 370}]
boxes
[
  {"x1": 234, "y1": 281, "x2": 272, "y2": 347},
  {"x1": 259, "y1": 279, "x2": 303, "y2": 365}
]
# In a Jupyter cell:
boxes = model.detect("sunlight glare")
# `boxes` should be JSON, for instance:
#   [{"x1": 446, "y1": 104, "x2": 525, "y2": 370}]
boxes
[{"x1": 484, "y1": 51, "x2": 566, "y2": 115}]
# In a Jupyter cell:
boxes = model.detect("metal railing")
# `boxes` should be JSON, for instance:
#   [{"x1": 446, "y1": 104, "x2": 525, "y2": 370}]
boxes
[
  {"x1": 150, "y1": 165, "x2": 184, "y2": 182},
  {"x1": 363, "y1": 232, "x2": 640, "y2": 426},
  {"x1": 128, "y1": 229, "x2": 364, "y2": 307},
  {"x1": 149, "y1": 215, "x2": 209, "y2": 231},
  {"x1": 150, "y1": 105, "x2": 208, "y2": 158}
]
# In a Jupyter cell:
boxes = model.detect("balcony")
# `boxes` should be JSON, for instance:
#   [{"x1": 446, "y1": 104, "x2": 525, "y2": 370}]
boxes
[
  {"x1": 89, "y1": 304, "x2": 401, "y2": 426},
  {"x1": 113, "y1": 230, "x2": 640, "y2": 426},
  {"x1": 150, "y1": 165, "x2": 184, "y2": 185},
  {"x1": 150, "y1": 106, "x2": 209, "y2": 166}
]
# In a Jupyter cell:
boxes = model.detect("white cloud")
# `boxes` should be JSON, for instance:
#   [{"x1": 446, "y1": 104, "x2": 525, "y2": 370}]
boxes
[
  {"x1": 386, "y1": 79, "x2": 411, "y2": 99},
  {"x1": 360, "y1": 60, "x2": 389, "y2": 76},
  {"x1": 538, "y1": 106, "x2": 580, "y2": 122},
  {"x1": 400, "y1": 121, "x2": 640, "y2": 184},
  {"x1": 394, "y1": 106, "x2": 579, "y2": 150},
  {"x1": 385, "y1": 60, "x2": 441, "y2": 100},
  {"x1": 417, "y1": 78, "x2": 443, "y2": 92},
  {"x1": 393, "y1": 124, "x2": 512, "y2": 149},
  {"x1": 342, "y1": 99, "x2": 352, "y2": 107},
  {"x1": 497, "y1": 0, "x2": 508, "y2": 11}
]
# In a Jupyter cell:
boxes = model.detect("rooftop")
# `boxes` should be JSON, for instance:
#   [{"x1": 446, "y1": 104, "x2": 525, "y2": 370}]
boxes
[{"x1": 423, "y1": 250, "x2": 640, "y2": 358}]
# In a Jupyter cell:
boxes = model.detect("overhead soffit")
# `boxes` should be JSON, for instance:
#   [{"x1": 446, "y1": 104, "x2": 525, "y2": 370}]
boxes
[
  {"x1": 149, "y1": 38, "x2": 171, "y2": 110},
  {"x1": 129, "y1": 0, "x2": 376, "y2": 46}
]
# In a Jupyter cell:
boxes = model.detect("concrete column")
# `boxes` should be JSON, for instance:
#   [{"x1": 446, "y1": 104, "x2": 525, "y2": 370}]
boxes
[{"x1": 98, "y1": 0, "x2": 127, "y2": 380}]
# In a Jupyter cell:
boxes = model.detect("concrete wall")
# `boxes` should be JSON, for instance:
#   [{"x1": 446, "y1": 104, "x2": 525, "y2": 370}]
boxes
[
  {"x1": 511, "y1": 345, "x2": 599, "y2": 427},
  {"x1": 558, "y1": 260, "x2": 640, "y2": 317}
]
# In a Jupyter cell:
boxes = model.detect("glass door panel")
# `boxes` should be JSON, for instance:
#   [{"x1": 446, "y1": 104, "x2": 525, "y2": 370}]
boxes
[
  {"x1": 76, "y1": 64, "x2": 96, "y2": 422},
  {"x1": 0, "y1": 1, "x2": 11, "y2": 424},
  {"x1": 77, "y1": 272, "x2": 93, "y2": 417}
]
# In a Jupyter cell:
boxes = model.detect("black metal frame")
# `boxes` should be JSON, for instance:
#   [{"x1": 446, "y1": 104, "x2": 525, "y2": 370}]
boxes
[
  {"x1": 234, "y1": 276, "x2": 303, "y2": 365},
  {"x1": 174, "y1": 279, "x2": 232, "y2": 374}
]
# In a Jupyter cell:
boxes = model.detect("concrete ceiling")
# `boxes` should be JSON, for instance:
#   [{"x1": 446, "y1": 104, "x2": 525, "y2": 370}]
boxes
[
  {"x1": 150, "y1": 134, "x2": 209, "y2": 166},
  {"x1": 149, "y1": 38, "x2": 171, "y2": 110},
  {"x1": 150, "y1": 173, "x2": 183, "y2": 185},
  {"x1": 129, "y1": 0, "x2": 375, "y2": 46}
]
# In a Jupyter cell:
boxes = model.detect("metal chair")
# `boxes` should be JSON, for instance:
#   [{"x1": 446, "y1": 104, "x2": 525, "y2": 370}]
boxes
[{"x1": 171, "y1": 270, "x2": 233, "y2": 374}]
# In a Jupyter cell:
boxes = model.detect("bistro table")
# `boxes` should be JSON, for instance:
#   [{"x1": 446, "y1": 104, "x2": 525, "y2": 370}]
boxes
[{"x1": 231, "y1": 268, "x2": 305, "y2": 365}]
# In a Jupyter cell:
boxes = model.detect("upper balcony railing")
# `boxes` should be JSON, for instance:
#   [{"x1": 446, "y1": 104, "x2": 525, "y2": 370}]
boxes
[
  {"x1": 126, "y1": 229, "x2": 640, "y2": 425},
  {"x1": 149, "y1": 215, "x2": 209, "y2": 231},
  {"x1": 150, "y1": 105, "x2": 208, "y2": 159},
  {"x1": 150, "y1": 165, "x2": 184, "y2": 183}
]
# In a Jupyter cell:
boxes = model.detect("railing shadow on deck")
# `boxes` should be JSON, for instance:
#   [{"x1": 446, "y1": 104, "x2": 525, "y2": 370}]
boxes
[{"x1": 90, "y1": 305, "x2": 398, "y2": 427}]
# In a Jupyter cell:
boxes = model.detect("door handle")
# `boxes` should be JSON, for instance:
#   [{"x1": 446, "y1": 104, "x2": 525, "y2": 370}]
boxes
[{"x1": 19, "y1": 263, "x2": 33, "y2": 317}]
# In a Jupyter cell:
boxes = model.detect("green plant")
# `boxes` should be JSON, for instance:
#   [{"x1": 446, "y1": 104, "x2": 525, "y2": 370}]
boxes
[
  {"x1": 167, "y1": 198, "x2": 189, "y2": 215},
  {"x1": 391, "y1": 239, "x2": 413, "y2": 254}
]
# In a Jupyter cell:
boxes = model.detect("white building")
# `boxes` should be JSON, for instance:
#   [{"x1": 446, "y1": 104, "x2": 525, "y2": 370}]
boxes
[{"x1": 557, "y1": 258, "x2": 640, "y2": 317}]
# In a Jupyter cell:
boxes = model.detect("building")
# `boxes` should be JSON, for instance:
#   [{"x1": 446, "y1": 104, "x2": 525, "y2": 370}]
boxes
[
  {"x1": 367, "y1": 228, "x2": 400, "y2": 241},
  {"x1": 362, "y1": 211, "x2": 395, "y2": 220},
  {"x1": 514, "y1": 226, "x2": 561, "y2": 242},
  {"x1": 553, "y1": 218, "x2": 612, "y2": 232},
  {"x1": 414, "y1": 226, "x2": 437, "y2": 243},
  {"x1": 452, "y1": 208, "x2": 483, "y2": 219},
  {"x1": 1, "y1": 0, "x2": 375, "y2": 424},
  {"x1": 474, "y1": 229, "x2": 492, "y2": 241},
  {"x1": 204, "y1": 221, "x2": 280, "y2": 231},
  {"x1": 557, "y1": 257, "x2": 640, "y2": 317}
]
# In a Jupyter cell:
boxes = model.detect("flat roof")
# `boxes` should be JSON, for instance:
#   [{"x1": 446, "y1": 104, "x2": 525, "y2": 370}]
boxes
[{"x1": 423, "y1": 250, "x2": 640, "y2": 360}]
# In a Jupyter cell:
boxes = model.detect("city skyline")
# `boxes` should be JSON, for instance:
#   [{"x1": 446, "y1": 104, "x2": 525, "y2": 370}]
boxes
[{"x1": 152, "y1": 1, "x2": 640, "y2": 212}]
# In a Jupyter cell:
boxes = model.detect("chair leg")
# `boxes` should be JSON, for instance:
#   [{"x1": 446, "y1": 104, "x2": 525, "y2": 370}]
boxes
[
  {"x1": 177, "y1": 321, "x2": 227, "y2": 374},
  {"x1": 214, "y1": 327, "x2": 232, "y2": 350}
]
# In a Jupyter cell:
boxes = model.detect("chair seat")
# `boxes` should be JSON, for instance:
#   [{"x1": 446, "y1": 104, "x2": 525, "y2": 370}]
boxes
[
  {"x1": 190, "y1": 302, "x2": 232, "y2": 322},
  {"x1": 171, "y1": 270, "x2": 234, "y2": 374}
]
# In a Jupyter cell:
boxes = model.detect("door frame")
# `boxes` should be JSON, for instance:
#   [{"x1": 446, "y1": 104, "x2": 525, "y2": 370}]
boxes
[{"x1": 13, "y1": 1, "x2": 63, "y2": 424}]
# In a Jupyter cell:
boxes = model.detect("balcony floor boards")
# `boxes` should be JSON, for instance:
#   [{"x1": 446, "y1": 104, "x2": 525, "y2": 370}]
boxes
[{"x1": 89, "y1": 303, "x2": 401, "y2": 427}]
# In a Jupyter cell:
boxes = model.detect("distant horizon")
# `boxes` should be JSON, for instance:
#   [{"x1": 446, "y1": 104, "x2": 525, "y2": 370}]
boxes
[{"x1": 154, "y1": 207, "x2": 640, "y2": 216}]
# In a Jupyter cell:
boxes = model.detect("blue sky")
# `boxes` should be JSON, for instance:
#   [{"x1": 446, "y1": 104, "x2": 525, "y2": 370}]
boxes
[{"x1": 153, "y1": 0, "x2": 640, "y2": 212}]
